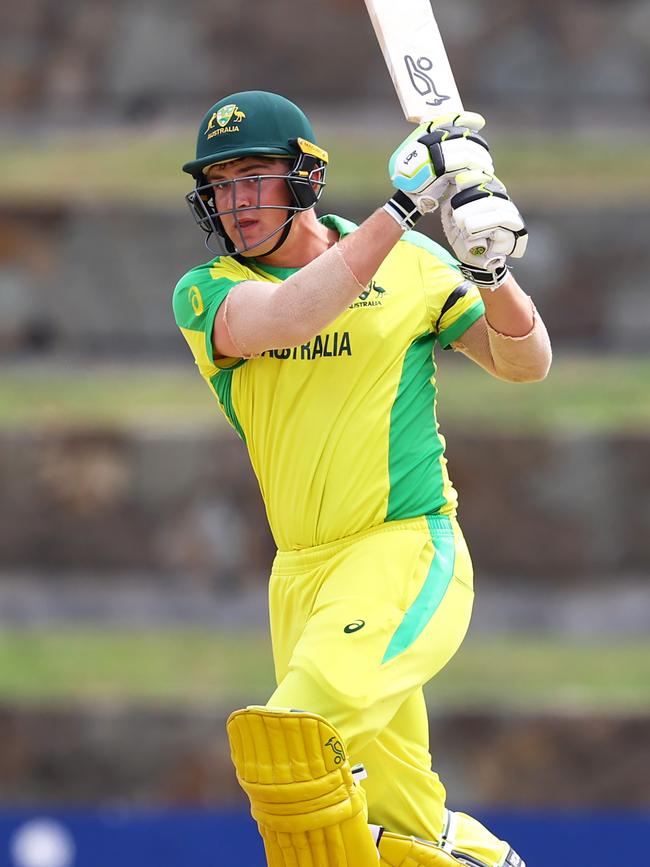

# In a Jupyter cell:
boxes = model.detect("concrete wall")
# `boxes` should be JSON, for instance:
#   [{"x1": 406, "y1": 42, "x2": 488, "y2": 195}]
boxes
[
  {"x1": 3, "y1": 0, "x2": 647, "y2": 123},
  {"x1": 2, "y1": 427, "x2": 649, "y2": 585},
  {"x1": 1, "y1": 702, "x2": 647, "y2": 808},
  {"x1": 3, "y1": 202, "x2": 650, "y2": 355}
]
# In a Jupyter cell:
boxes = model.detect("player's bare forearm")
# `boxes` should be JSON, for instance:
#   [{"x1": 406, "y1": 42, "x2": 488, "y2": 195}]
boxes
[
  {"x1": 213, "y1": 112, "x2": 509, "y2": 359},
  {"x1": 453, "y1": 277, "x2": 552, "y2": 383},
  {"x1": 214, "y1": 210, "x2": 403, "y2": 358},
  {"x1": 478, "y1": 272, "x2": 534, "y2": 337},
  {"x1": 338, "y1": 208, "x2": 404, "y2": 285}
]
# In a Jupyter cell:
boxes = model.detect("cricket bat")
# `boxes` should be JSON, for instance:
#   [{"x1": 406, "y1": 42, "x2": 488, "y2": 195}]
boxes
[{"x1": 363, "y1": 0, "x2": 463, "y2": 123}]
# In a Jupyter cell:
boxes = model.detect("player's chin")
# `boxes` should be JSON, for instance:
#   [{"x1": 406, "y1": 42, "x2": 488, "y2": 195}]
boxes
[{"x1": 236, "y1": 222, "x2": 287, "y2": 257}]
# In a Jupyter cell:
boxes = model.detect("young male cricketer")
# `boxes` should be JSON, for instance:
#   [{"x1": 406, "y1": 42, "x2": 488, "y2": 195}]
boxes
[{"x1": 173, "y1": 90, "x2": 551, "y2": 867}]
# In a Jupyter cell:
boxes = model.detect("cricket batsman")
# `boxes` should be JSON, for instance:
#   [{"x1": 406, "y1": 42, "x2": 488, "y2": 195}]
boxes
[{"x1": 173, "y1": 90, "x2": 551, "y2": 867}]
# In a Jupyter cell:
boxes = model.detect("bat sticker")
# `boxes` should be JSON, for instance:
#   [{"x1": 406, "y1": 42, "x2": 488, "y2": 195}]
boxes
[{"x1": 404, "y1": 55, "x2": 450, "y2": 107}]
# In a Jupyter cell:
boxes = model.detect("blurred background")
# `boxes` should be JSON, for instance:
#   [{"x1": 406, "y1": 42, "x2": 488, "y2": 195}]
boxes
[{"x1": 1, "y1": 0, "x2": 649, "y2": 864}]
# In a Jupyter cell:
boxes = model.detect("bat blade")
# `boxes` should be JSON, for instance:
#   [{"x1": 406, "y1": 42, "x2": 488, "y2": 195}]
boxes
[{"x1": 364, "y1": 0, "x2": 463, "y2": 123}]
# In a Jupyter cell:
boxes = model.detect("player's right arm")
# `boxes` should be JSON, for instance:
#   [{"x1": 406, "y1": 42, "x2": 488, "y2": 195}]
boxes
[
  {"x1": 212, "y1": 208, "x2": 403, "y2": 359},
  {"x1": 214, "y1": 113, "x2": 492, "y2": 359}
]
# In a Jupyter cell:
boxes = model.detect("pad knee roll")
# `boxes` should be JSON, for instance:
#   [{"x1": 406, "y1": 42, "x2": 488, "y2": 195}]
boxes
[{"x1": 227, "y1": 706, "x2": 379, "y2": 867}]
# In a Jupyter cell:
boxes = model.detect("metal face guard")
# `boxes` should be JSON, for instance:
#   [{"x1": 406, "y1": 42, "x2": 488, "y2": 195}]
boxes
[{"x1": 185, "y1": 162, "x2": 327, "y2": 256}]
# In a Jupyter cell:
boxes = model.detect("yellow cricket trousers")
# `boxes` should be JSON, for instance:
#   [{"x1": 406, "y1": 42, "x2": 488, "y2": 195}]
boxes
[{"x1": 267, "y1": 514, "x2": 511, "y2": 867}]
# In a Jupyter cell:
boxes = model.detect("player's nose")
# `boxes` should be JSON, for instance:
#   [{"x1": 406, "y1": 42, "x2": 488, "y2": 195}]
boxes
[{"x1": 233, "y1": 179, "x2": 254, "y2": 208}]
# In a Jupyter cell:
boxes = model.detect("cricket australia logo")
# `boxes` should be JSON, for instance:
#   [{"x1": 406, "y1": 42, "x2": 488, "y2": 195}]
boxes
[
  {"x1": 325, "y1": 736, "x2": 346, "y2": 765},
  {"x1": 350, "y1": 280, "x2": 386, "y2": 309},
  {"x1": 206, "y1": 104, "x2": 247, "y2": 139},
  {"x1": 404, "y1": 55, "x2": 449, "y2": 107}
]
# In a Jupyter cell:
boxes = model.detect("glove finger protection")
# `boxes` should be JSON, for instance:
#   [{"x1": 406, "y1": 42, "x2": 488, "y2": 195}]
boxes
[
  {"x1": 384, "y1": 111, "x2": 494, "y2": 230},
  {"x1": 441, "y1": 176, "x2": 528, "y2": 288},
  {"x1": 450, "y1": 174, "x2": 527, "y2": 253}
]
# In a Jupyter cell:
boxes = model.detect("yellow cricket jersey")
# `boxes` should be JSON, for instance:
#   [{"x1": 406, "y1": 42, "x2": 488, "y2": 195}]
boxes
[{"x1": 172, "y1": 214, "x2": 484, "y2": 551}]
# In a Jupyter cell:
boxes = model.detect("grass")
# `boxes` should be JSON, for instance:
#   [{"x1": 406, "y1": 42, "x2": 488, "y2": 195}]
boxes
[
  {"x1": 0, "y1": 363, "x2": 222, "y2": 432},
  {"x1": 436, "y1": 353, "x2": 650, "y2": 435},
  {"x1": 1, "y1": 125, "x2": 649, "y2": 207},
  {"x1": 0, "y1": 629, "x2": 274, "y2": 706},
  {"x1": 0, "y1": 629, "x2": 647, "y2": 712},
  {"x1": 1, "y1": 355, "x2": 649, "y2": 434},
  {"x1": 427, "y1": 637, "x2": 650, "y2": 712}
]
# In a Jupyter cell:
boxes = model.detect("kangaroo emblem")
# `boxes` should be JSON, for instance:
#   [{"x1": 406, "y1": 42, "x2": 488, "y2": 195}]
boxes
[
  {"x1": 206, "y1": 105, "x2": 247, "y2": 133},
  {"x1": 357, "y1": 280, "x2": 386, "y2": 302},
  {"x1": 404, "y1": 55, "x2": 450, "y2": 107}
]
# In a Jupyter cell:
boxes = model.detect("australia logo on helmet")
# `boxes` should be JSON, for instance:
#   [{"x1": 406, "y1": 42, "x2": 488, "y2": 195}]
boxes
[{"x1": 206, "y1": 104, "x2": 247, "y2": 140}]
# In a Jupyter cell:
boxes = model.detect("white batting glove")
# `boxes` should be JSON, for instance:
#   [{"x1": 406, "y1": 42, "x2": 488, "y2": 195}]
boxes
[
  {"x1": 441, "y1": 172, "x2": 528, "y2": 289},
  {"x1": 384, "y1": 112, "x2": 495, "y2": 230}
]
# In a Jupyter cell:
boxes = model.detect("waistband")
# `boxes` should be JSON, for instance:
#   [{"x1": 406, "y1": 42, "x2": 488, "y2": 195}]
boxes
[{"x1": 272, "y1": 514, "x2": 456, "y2": 576}]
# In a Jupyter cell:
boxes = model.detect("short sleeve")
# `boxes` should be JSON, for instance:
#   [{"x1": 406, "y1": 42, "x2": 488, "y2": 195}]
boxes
[
  {"x1": 401, "y1": 231, "x2": 485, "y2": 349},
  {"x1": 172, "y1": 262, "x2": 244, "y2": 375},
  {"x1": 435, "y1": 282, "x2": 485, "y2": 349}
]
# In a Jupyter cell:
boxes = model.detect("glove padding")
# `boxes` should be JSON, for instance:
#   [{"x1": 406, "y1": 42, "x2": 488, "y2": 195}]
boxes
[
  {"x1": 441, "y1": 172, "x2": 528, "y2": 289},
  {"x1": 389, "y1": 111, "x2": 494, "y2": 214}
]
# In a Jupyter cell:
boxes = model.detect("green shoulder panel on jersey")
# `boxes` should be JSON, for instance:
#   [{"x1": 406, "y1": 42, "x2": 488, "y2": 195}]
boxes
[
  {"x1": 386, "y1": 331, "x2": 446, "y2": 521},
  {"x1": 245, "y1": 261, "x2": 299, "y2": 282},
  {"x1": 173, "y1": 257, "x2": 250, "y2": 371},
  {"x1": 173, "y1": 259, "x2": 234, "y2": 330},
  {"x1": 437, "y1": 300, "x2": 484, "y2": 349},
  {"x1": 401, "y1": 230, "x2": 461, "y2": 272},
  {"x1": 319, "y1": 214, "x2": 359, "y2": 239}
]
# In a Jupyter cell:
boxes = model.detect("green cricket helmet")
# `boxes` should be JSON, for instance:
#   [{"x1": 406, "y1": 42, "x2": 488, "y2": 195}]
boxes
[
  {"x1": 183, "y1": 91, "x2": 329, "y2": 255},
  {"x1": 183, "y1": 90, "x2": 322, "y2": 176}
]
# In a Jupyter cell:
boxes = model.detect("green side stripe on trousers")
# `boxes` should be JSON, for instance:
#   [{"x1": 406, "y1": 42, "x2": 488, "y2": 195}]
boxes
[{"x1": 381, "y1": 515, "x2": 456, "y2": 664}]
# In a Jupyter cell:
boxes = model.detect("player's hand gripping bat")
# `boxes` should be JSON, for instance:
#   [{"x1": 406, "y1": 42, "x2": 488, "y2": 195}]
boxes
[
  {"x1": 366, "y1": 0, "x2": 489, "y2": 227},
  {"x1": 367, "y1": 0, "x2": 528, "y2": 285}
]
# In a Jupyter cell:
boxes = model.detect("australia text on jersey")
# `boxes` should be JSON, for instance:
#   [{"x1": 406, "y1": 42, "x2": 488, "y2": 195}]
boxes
[
  {"x1": 349, "y1": 280, "x2": 386, "y2": 309},
  {"x1": 262, "y1": 331, "x2": 352, "y2": 361}
]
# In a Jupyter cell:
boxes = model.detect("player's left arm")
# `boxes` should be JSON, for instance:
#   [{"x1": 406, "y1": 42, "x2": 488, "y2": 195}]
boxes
[
  {"x1": 437, "y1": 126, "x2": 551, "y2": 382},
  {"x1": 390, "y1": 111, "x2": 551, "y2": 383},
  {"x1": 450, "y1": 277, "x2": 552, "y2": 383}
]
